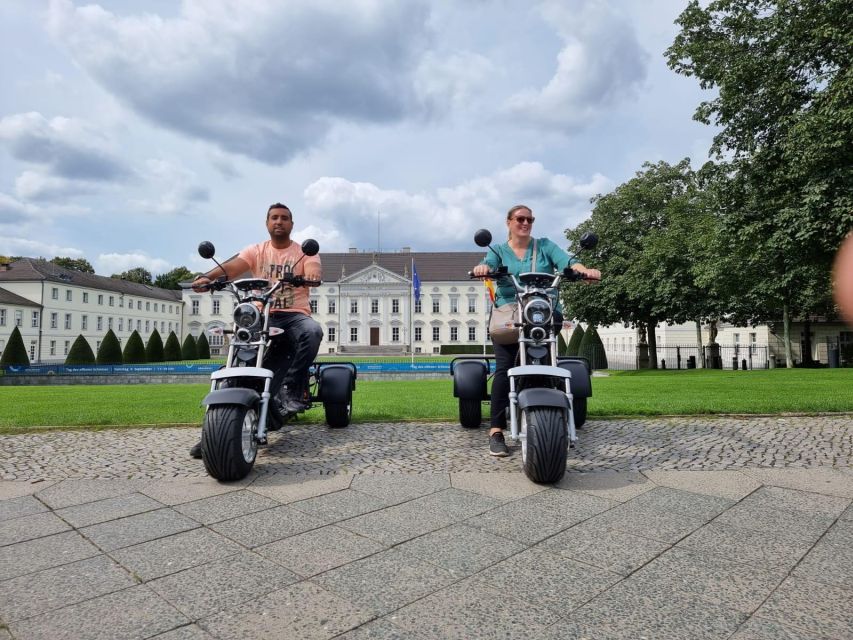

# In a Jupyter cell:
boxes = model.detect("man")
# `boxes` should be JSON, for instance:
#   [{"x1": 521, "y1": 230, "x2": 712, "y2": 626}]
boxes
[{"x1": 189, "y1": 203, "x2": 323, "y2": 459}]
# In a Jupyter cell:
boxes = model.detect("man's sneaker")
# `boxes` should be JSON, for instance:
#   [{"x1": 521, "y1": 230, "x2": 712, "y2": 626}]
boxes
[
  {"x1": 282, "y1": 399, "x2": 309, "y2": 416},
  {"x1": 189, "y1": 440, "x2": 202, "y2": 459},
  {"x1": 489, "y1": 431, "x2": 509, "y2": 457}
]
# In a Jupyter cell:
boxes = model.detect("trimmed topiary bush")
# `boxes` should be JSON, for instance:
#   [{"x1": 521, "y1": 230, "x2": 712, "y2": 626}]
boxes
[
  {"x1": 578, "y1": 324, "x2": 608, "y2": 370},
  {"x1": 566, "y1": 324, "x2": 585, "y2": 356},
  {"x1": 181, "y1": 333, "x2": 198, "y2": 360},
  {"x1": 0, "y1": 326, "x2": 30, "y2": 366},
  {"x1": 65, "y1": 334, "x2": 95, "y2": 365},
  {"x1": 123, "y1": 330, "x2": 146, "y2": 364},
  {"x1": 197, "y1": 332, "x2": 211, "y2": 359},
  {"x1": 164, "y1": 331, "x2": 182, "y2": 361},
  {"x1": 557, "y1": 332, "x2": 569, "y2": 356},
  {"x1": 96, "y1": 329, "x2": 123, "y2": 365},
  {"x1": 145, "y1": 329, "x2": 165, "y2": 362}
]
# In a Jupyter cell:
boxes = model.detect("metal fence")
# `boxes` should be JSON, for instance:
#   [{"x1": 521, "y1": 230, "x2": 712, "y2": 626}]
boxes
[{"x1": 602, "y1": 344, "x2": 772, "y2": 371}]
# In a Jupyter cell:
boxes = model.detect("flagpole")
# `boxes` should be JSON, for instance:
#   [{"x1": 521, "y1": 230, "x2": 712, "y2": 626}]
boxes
[{"x1": 410, "y1": 257, "x2": 414, "y2": 366}]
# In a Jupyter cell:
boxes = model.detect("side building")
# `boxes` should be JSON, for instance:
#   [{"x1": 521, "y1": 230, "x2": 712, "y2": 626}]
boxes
[
  {"x1": 0, "y1": 258, "x2": 184, "y2": 363},
  {"x1": 183, "y1": 249, "x2": 490, "y2": 355}
]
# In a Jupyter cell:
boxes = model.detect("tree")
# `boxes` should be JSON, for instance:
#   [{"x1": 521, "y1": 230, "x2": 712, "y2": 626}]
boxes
[
  {"x1": 112, "y1": 267, "x2": 153, "y2": 285},
  {"x1": 145, "y1": 329, "x2": 165, "y2": 362},
  {"x1": 181, "y1": 334, "x2": 198, "y2": 360},
  {"x1": 123, "y1": 330, "x2": 146, "y2": 364},
  {"x1": 65, "y1": 335, "x2": 95, "y2": 365},
  {"x1": 164, "y1": 331, "x2": 182, "y2": 361},
  {"x1": 0, "y1": 326, "x2": 29, "y2": 366},
  {"x1": 578, "y1": 324, "x2": 608, "y2": 370},
  {"x1": 566, "y1": 324, "x2": 585, "y2": 356},
  {"x1": 154, "y1": 266, "x2": 196, "y2": 290},
  {"x1": 196, "y1": 332, "x2": 211, "y2": 359},
  {"x1": 50, "y1": 257, "x2": 94, "y2": 273},
  {"x1": 96, "y1": 329, "x2": 123, "y2": 365},
  {"x1": 667, "y1": 0, "x2": 853, "y2": 366}
]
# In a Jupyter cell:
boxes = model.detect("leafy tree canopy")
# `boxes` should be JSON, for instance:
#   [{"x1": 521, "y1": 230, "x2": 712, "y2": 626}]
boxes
[
  {"x1": 112, "y1": 267, "x2": 153, "y2": 285},
  {"x1": 154, "y1": 266, "x2": 195, "y2": 290},
  {"x1": 50, "y1": 257, "x2": 95, "y2": 273}
]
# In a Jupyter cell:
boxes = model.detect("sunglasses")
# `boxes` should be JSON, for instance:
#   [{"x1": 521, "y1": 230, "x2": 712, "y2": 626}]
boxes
[{"x1": 513, "y1": 216, "x2": 535, "y2": 224}]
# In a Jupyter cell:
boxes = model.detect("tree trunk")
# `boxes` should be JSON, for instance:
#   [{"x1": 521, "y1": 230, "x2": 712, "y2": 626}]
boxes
[
  {"x1": 783, "y1": 304, "x2": 794, "y2": 368},
  {"x1": 647, "y1": 319, "x2": 658, "y2": 369},
  {"x1": 696, "y1": 320, "x2": 705, "y2": 368}
]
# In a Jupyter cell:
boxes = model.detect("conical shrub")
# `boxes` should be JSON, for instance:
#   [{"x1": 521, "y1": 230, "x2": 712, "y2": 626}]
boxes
[
  {"x1": 123, "y1": 330, "x2": 146, "y2": 364},
  {"x1": 65, "y1": 335, "x2": 95, "y2": 365},
  {"x1": 0, "y1": 326, "x2": 30, "y2": 366},
  {"x1": 197, "y1": 332, "x2": 210, "y2": 359},
  {"x1": 566, "y1": 324, "x2": 585, "y2": 356},
  {"x1": 145, "y1": 329, "x2": 165, "y2": 362},
  {"x1": 578, "y1": 324, "x2": 608, "y2": 370},
  {"x1": 164, "y1": 331, "x2": 182, "y2": 361},
  {"x1": 557, "y1": 331, "x2": 569, "y2": 356},
  {"x1": 181, "y1": 333, "x2": 198, "y2": 360},
  {"x1": 96, "y1": 329, "x2": 123, "y2": 365}
]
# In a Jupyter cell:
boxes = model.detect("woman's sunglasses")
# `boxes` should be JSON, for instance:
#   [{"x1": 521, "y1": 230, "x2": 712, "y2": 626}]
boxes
[{"x1": 513, "y1": 216, "x2": 535, "y2": 224}]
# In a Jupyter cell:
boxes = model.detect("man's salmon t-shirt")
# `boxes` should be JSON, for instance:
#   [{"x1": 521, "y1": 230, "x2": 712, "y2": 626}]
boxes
[{"x1": 237, "y1": 241, "x2": 321, "y2": 316}]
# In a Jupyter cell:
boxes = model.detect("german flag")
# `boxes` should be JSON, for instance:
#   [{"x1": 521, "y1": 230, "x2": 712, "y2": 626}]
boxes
[{"x1": 484, "y1": 278, "x2": 496, "y2": 304}]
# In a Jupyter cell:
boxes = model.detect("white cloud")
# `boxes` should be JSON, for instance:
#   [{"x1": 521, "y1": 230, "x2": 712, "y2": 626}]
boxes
[
  {"x1": 47, "y1": 0, "x2": 446, "y2": 164},
  {"x1": 303, "y1": 162, "x2": 613, "y2": 252},
  {"x1": 414, "y1": 50, "x2": 495, "y2": 116},
  {"x1": 127, "y1": 158, "x2": 210, "y2": 216},
  {"x1": 96, "y1": 251, "x2": 172, "y2": 275},
  {"x1": 15, "y1": 169, "x2": 99, "y2": 201},
  {"x1": 505, "y1": 0, "x2": 649, "y2": 131},
  {"x1": 0, "y1": 192, "x2": 37, "y2": 224},
  {"x1": 0, "y1": 235, "x2": 85, "y2": 259}
]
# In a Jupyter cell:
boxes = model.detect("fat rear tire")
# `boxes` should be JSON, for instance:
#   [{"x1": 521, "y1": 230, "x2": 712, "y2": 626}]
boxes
[
  {"x1": 573, "y1": 397, "x2": 587, "y2": 429},
  {"x1": 522, "y1": 406, "x2": 567, "y2": 483},
  {"x1": 325, "y1": 396, "x2": 352, "y2": 428},
  {"x1": 202, "y1": 404, "x2": 258, "y2": 481},
  {"x1": 459, "y1": 399, "x2": 482, "y2": 428}
]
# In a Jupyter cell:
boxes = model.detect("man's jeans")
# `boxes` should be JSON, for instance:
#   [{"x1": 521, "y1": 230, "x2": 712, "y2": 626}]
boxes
[{"x1": 263, "y1": 312, "x2": 323, "y2": 405}]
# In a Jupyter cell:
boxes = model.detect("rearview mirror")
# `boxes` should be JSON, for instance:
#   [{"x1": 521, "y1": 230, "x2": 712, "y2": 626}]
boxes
[
  {"x1": 579, "y1": 232, "x2": 598, "y2": 250},
  {"x1": 198, "y1": 241, "x2": 216, "y2": 259},
  {"x1": 301, "y1": 239, "x2": 320, "y2": 256},
  {"x1": 474, "y1": 229, "x2": 492, "y2": 247}
]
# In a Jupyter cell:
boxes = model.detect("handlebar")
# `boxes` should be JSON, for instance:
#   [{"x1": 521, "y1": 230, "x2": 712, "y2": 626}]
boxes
[
  {"x1": 468, "y1": 267, "x2": 595, "y2": 282},
  {"x1": 188, "y1": 275, "x2": 321, "y2": 293}
]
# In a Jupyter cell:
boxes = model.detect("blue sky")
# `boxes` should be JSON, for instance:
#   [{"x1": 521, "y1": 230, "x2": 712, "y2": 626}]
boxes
[{"x1": 0, "y1": 0, "x2": 715, "y2": 276}]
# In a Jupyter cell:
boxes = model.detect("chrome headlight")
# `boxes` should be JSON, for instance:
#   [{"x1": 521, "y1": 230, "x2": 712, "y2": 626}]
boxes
[
  {"x1": 522, "y1": 298, "x2": 552, "y2": 327},
  {"x1": 233, "y1": 303, "x2": 260, "y2": 329}
]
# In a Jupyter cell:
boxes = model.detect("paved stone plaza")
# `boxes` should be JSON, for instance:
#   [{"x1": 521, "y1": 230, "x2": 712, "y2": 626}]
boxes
[{"x1": 1, "y1": 416, "x2": 851, "y2": 639}]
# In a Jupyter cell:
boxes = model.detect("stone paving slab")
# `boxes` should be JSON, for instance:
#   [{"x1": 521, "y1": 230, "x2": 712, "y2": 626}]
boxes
[{"x1": 0, "y1": 416, "x2": 850, "y2": 639}]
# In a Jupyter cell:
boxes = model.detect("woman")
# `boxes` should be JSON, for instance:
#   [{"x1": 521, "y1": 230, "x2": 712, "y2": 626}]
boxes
[{"x1": 472, "y1": 204, "x2": 600, "y2": 456}]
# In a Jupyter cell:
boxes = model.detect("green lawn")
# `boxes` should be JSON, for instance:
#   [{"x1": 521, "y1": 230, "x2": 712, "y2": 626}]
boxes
[{"x1": 0, "y1": 368, "x2": 850, "y2": 433}]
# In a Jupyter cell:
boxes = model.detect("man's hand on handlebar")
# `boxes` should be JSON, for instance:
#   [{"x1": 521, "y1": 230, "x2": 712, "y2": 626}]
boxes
[{"x1": 191, "y1": 275, "x2": 213, "y2": 292}]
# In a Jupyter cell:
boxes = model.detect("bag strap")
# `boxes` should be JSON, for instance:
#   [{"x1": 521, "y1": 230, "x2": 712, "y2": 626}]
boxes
[{"x1": 531, "y1": 238, "x2": 538, "y2": 272}]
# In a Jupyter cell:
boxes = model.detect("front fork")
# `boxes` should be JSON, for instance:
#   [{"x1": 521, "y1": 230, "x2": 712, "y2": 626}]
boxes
[{"x1": 507, "y1": 375, "x2": 577, "y2": 447}]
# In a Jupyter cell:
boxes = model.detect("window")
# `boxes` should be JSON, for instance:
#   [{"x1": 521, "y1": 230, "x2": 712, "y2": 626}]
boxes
[
  {"x1": 146, "y1": 302, "x2": 151, "y2": 311},
  {"x1": 64, "y1": 313, "x2": 72, "y2": 330},
  {"x1": 66, "y1": 290, "x2": 72, "y2": 302},
  {"x1": 750, "y1": 332, "x2": 757, "y2": 344},
  {"x1": 50, "y1": 312, "x2": 58, "y2": 329},
  {"x1": 96, "y1": 341, "x2": 101, "y2": 352},
  {"x1": 154, "y1": 303, "x2": 158, "y2": 312},
  {"x1": 734, "y1": 333, "x2": 740, "y2": 344},
  {"x1": 414, "y1": 327, "x2": 422, "y2": 342},
  {"x1": 137, "y1": 301, "x2": 142, "y2": 310},
  {"x1": 350, "y1": 299, "x2": 358, "y2": 314},
  {"x1": 432, "y1": 327, "x2": 440, "y2": 341},
  {"x1": 108, "y1": 317, "x2": 113, "y2": 330},
  {"x1": 136, "y1": 319, "x2": 141, "y2": 331},
  {"x1": 51, "y1": 287, "x2": 59, "y2": 300},
  {"x1": 432, "y1": 299, "x2": 440, "y2": 313},
  {"x1": 109, "y1": 296, "x2": 114, "y2": 307},
  {"x1": 161, "y1": 321, "x2": 165, "y2": 333},
  {"x1": 97, "y1": 316, "x2": 103, "y2": 331},
  {"x1": 83, "y1": 292, "x2": 89, "y2": 303},
  {"x1": 117, "y1": 318, "x2": 122, "y2": 332},
  {"x1": 450, "y1": 298, "x2": 458, "y2": 314},
  {"x1": 328, "y1": 299, "x2": 336, "y2": 314},
  {"x1": 169, "y1": 305, "x2": 173, "y2": 313},
  {"x1": 450, "y1": 326, "x2": 458, "y2": 341},
  {"x1": 309, "y1": 299, "x2": 318, "y2": 314},
  {"x1": 30, "y1": 341, "x2": 36, "y2": 360},
  {"x1": 32, "y1": 311, "x2": 39, "y2": 328},
  {"x1": 350, "y1": 327, "x2": 358, "y2": 343},
  {"x1": 98, "y1": 294, "x2": 103, "y2": 305},
  {"x1": 392, "y1": 299, "x2": 399, "y2": 314},
  {"x1": 0, "y1": 309, "x2": 5, "y2": 326},
  {"x1": 212, "y1": 299, "x2": 220, "y2": 315},
  {"x1": 371, "y1": 299, "x2": 379, "y2": 314},
  {"x1": 15, "y1": 310, "x2": 22, "y2": 327},
  {"x1": 414, "y1": 299, "x2": 422, "y2": 313},
  {"x1": 50, "y1": 340, "x2": 56, "y2": 356},
  {"x1": 82, "y1": 315, "x2": 88, "y2": 330},
  {"x1": 119, "y1": 297, "x2": 124, "y2": 308},
  {"x1": 468, "y1": 297, "x2": 476, "y2": 313},
  {"x1": 392, "y1": 327, "x2": 400, "y2": 342},
  {"x1": 64, "y1": 340, "x2": 70, "y2": 356},
  {"x1": 468, "y1": 326, "x2": 476, "y2": 341},
  {"x1": 328, "y1": 327, "x2": 336, "y2": 343},
  {"x1": 145, "y1": 320, "x2": 150, "y2": 333},
  {"x1": 191, "y1": 300, "x2": 199, "y2": 315}
]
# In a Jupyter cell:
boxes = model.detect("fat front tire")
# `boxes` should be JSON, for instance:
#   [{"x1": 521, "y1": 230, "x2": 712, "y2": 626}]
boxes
[
  {"x1": 459, "y1": 399, "x2": 482, "y2": 428},
  {"x1": 202, "y1": 404, "x2": 258, "y2": 481},
  {"x1": 522, "y1": 406, "x2": 568, "y2": 484},
  {"x1": 325, "y1": 396, "x2": 352, "y2": 428},
  {"x1": 573, "y1": 397, "x2": 588, "y2": 429}
]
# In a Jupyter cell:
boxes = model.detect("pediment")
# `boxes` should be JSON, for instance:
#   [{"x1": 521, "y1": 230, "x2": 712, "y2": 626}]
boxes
[{"x1": 341, "y1": 265, "x2": 409, "y2": 286}]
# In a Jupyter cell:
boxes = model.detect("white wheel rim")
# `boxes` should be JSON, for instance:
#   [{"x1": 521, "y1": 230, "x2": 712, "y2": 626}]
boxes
[
  {"x1": 241, "y1": 409, "x2": 258, "y2": 462},
  {"x1": 520, "y1": 410, "x2": 528, "y2": 463}
]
